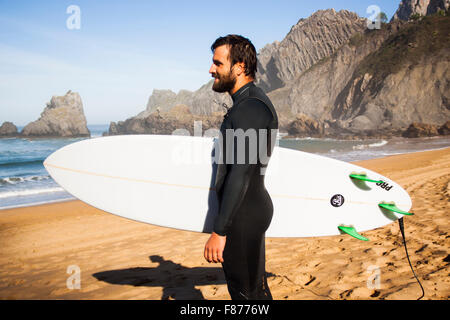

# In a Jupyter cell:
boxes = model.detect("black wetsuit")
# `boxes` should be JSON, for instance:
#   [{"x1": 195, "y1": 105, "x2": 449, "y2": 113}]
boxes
[{"x1": 214, "y1": 81, "x2": 278, "y2": 300}]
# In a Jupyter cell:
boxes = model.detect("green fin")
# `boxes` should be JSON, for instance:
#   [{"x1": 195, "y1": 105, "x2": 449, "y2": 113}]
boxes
[
  {"x1": 378, "y1": 203, "x2": 414, "y2": 216},
  {"x1": 338, "y1": 225, "x2": 369, "y2": 241},
  {"x1": 349, "y1": 173, "x2": 383, "y2": 184}
]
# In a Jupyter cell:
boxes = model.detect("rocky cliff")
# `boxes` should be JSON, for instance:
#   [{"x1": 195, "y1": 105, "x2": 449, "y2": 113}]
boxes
[
  {"x1": 107, "y1": 9, "x2": 368, "y2": 136},
  {"x1": 22, "y1": 90, "x2": 90, "y2": 138},
  {"x1": 266, "y1": 22, "x2": 402, "y2": 133},
  {"x1": 403, "y1": 121, "x2": 450, "y2": 137},
  {"x1": 136, "y1": 80, "x2": 232, "y2": 117},
  {"x1": 107, "y1": 4, "x2": 449, "y2": 139},
  {"x1": 269, "y1": 13, "x2": 450, "y2": 137},
  {"x1": 392, "y1": 0, "x2": 450, "y2": 21},
  {"x1": 132, "y1": 9, "x2": 365, "y2": 118},
  {"x1": 108, "y1": 104, "x2": 223, "y2": 136},
  {"x1": 256, "y1": 9, "x2": 367, "y2": 93}
]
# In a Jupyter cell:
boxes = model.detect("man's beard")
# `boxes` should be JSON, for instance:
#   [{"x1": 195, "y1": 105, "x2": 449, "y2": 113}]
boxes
[{"x1": 212, "y1": 70, "x2": 236, "y2": 93}]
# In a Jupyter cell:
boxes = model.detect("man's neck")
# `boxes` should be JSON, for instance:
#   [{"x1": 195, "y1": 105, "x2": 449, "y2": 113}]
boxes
[{"x1": 230, "y1": 78, "x2": 254, "y2": 95}]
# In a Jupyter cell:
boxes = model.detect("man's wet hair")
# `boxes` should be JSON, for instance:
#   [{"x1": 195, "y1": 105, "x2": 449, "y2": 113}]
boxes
[{"x1": 211, "y1": 34, "x2": 257, "y2": 79}]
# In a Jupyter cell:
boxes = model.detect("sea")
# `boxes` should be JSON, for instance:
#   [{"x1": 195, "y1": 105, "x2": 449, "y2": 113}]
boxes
[{"x1": 1, "y1": 124, "x2": 449, "y2": 210}]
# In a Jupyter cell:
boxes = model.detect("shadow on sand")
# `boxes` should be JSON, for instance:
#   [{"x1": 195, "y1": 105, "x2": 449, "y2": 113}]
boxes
[
  {"x1": 93, "y1": 255, "x2": 276, "y2": 300},
  {"x1": 92, "y1": 255, "x2": 225, "y2": 300}
]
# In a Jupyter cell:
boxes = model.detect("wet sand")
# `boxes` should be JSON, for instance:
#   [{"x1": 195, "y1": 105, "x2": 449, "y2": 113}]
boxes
[{"x1": 0, "y1": 148, "x2": 449, "y2": 300}]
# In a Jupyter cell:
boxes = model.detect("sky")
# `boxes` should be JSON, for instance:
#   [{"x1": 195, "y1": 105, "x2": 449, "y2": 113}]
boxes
[{"x1": 0, "y1": 0, "x2": 400, "y2": 126}]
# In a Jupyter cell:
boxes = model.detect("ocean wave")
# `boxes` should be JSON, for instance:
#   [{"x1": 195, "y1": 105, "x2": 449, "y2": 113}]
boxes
[
  {"x1": 352, "y1": 140, "x2": 388, "y2": 150},
  {"x1": 0, "y1": 187, "x2": 65, "y2": 199},
  {"x1": 368, "y1": 140, "x2": 388, "y2": 147},
  {"x1": 0, "y1": 159, "x2": 45, "y2": 167},
  {"x1": 0, "y1": 175, "x2": 51, "y2": 185}
]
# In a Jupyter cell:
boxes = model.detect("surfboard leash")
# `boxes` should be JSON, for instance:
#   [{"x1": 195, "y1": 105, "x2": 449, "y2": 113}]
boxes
[{"x1": 398, "y1": 217, "x2": 425, "y2": 300}]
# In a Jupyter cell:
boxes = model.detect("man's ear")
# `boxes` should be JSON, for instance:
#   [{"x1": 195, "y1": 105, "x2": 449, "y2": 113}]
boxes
[{"x1": 235, "y1": 62, "x2": 246, "y2": 76}]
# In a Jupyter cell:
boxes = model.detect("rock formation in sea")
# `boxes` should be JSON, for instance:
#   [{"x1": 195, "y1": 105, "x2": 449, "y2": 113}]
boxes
[
  {"x1": 0, "y1": 122, "x2": 19, "y2": 137},
  {"x1": 21, "y1": 90, "x2": 90, "y2": 138}
]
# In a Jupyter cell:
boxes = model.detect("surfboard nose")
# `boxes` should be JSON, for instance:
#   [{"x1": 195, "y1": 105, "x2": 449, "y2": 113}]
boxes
[
  {"x1": 43, "y1": 145, "x2": 71, "y2": 177},
  {"x1": 43, "y1": 152, "x2": 54, "y2": 171},
  {"x1": 43, "y1": 148, "x2": 60, "y2": 171}
]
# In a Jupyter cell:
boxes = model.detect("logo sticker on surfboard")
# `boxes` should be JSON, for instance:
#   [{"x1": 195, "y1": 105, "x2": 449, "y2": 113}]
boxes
[{"x1": 330, "y1": 194, "x2": 345, "y2": 207}]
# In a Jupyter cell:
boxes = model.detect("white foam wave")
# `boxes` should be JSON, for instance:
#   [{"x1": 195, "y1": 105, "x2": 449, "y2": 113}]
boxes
[
  {"x1": 0, "y1": 175, "x2": 51, "y2": 185},
  {"x1": 0, "y1": 187, "x2": 65, "y2": 199},
  {"x1": 352, "y1": 140, "x2": 388, "y2": 150},
  {"x1": 368, "y1": 140, "x2": 388, "y2": 148}
]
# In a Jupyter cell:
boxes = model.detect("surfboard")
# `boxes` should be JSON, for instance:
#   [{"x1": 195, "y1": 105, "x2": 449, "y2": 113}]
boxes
[{"x1": 43, "y1": 134, "x2": 412, "y2": 239}]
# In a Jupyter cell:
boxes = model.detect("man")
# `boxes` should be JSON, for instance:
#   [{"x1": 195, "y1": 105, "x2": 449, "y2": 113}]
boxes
[{"x1": 204, "y1": 34, "x2": 278, "y2": 300}]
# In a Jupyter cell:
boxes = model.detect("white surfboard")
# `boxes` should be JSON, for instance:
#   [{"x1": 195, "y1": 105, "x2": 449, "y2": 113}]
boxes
[{"x1": 43, "y1": 135, "x2": 412, "y2": 238}]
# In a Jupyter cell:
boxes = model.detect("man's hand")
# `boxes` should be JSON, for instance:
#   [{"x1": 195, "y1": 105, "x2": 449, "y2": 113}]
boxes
[{"x1": 204, "y1": 232, "x2": 226, "y2": 263}]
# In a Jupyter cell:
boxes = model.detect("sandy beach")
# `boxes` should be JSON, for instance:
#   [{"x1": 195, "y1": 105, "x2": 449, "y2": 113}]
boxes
[{"x1": 0, "y1": 148, "x2": 448, "y2": 300}]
